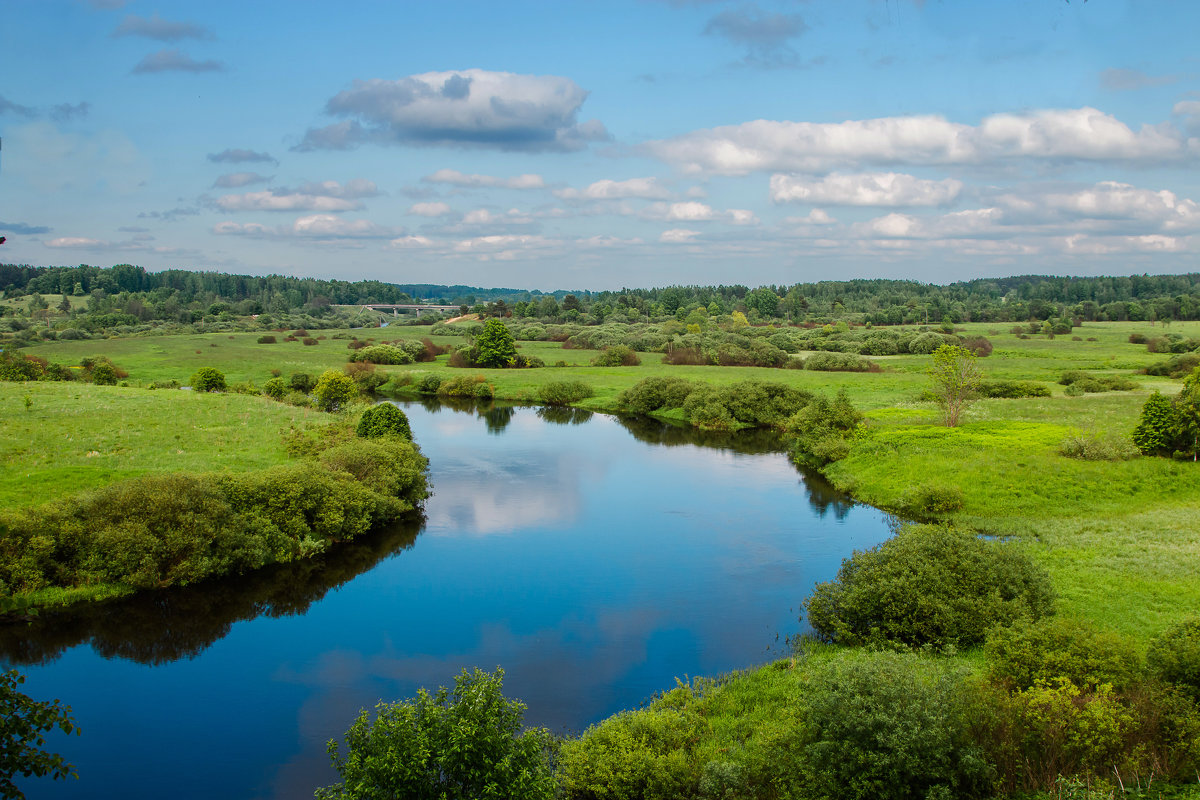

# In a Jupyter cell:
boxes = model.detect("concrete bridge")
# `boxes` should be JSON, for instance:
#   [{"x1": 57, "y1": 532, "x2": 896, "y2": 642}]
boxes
[{"x1": 360, "y1": 303, "x2": 462, "y2": 315}]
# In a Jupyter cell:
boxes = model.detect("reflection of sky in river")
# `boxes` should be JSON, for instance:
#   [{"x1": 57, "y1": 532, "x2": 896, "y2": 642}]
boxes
[{"x1": 10, "y1": 404, "x2": 892, "y2": 800}]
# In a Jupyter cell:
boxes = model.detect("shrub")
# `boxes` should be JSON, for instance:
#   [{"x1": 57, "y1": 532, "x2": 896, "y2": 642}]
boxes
[
  {"x1": 147, "y1": 379, "x2": 181, "y2": 390},
  {"x1": 1132, "y1": 391, "x2": 1181, "y2": 456},
  {"x1": 559, "y1": 706, "x2": 700, "y2": 800},
  {"x1": 262, "y1": 377, "x2": 287, "y2": 400},
  {"x1": 1147, "y1": 618, "x2": 1200, "y2": 700},
  {"x1": 786, "y1": 390, "x2": 861, "y2": 468},
  {"x1": 799, "y1": 650, "x2": 994, "y2": 800},
  {"x1": 1143, "y1": 352, "x2": 1200, "y2": 378},
  {"x1": 474, "y1": 319, "x2": 518, "y2": 367},
  {"x1": 438, "y1": 374, "x2": 492, "y2": 399},
  {"x1": 1129, "y1": 332, "x2": 1148, "y2": 344},
  {"x1": 355, "y1": 404, "x2": 412, "y2": 441},
  {"x1": 90, "y1": 362, "x2": 118, "y2": 385},
  {"x1": 977, "y1": 380, "x2": 1051, "y2": 399},
  {"x1": 803, "y1": 351, "x2": 879, "y2": 372},
  {"x1": 257, "y1": 335, "x2": 277, "y2": 344},
  {"x1": 1059, "y1": 430, "x2": 1140, "y2": 461},
  {"x1": 909, "y1": 331, "x2": 957, "y2": 354},
  {"x1": 592, "y1": 345, "x2": 641, "y2": 367},
  {"x1": 539, "y1": 380, "x2": 594, "y2": 405},
  {"x1": 317, "y1": 668, "x2": 557, "y2": 800},
  {"x1": 189, "y1": 367, "x2": 226, "y2": 392},
  {"x1": 343, "y1": 361, "x2": 388, "y2": 393},
  {"x1": 961, "y1": 335, "x2": 993, "y2": 356},
  {"x1": 312, "y1": 370, "x2": 357, "y2": 411},
  {"x1": 618, "y1": 377, "x2": 700, "y2": 415},
  {"x1": 302, "y1": 337, "x2": 318, "y2": 346},
  {"x1": 351, "y1": 344, "x2": 413, "y2": 365},
  {"x1": 415, "y1": 374, "x2": 442, "y2": 395},
  {"x1": 806, "y1": 525, "x2": 1055, "y2": 649},
  {"x1": 288, "y1": 372, "x2": 316, "y2": 393},
  {"x1": 985, "y1": 617, "x2": 1142, "y2": 692},
  {"x1": 897, "y1": 483, "x2": 965, "y2": 517}
]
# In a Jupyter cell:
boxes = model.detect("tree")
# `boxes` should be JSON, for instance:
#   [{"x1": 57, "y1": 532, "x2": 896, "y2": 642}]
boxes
[
  {"x1": 1, "y1": 669, "x2": 80, "y2": 799},
  {"x1": 313, "y1": 370, "x2": 357, "y2": 412},
  {"x1": 561, "y1": 293, "x2": 582, "y2": 313},
  {"x1": 189, "y1": 367, "x2": 226, "y2": 392},
  {"x1": 928, "y1": 344, "x2": 981, "y2": 427},
  {"x1": 474, "y1": 319, "x2": 518, "y2": 368},
  {"x1": 316, "y1": 668, "x2": 557, "y2": 800},
  {"x1": 356, "y1": 403, "x2": 413, "y2": 440}
]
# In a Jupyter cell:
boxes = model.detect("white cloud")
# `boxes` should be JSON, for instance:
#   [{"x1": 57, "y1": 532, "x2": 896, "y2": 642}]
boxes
[
  {"x1": 640, "y1": 202, "x2": 758, "y2": 225},
  {"x1": 660, "y1": 228, "x2": 702, "y2": 243},
  {"x1": 644, "y1": 107, "x2": 1193, "y2": 175},
  {"x1": 422, "y1": 169, "x2": 545, "y2": 189},
  {"x1": 1036, "y1": 182, "x2": 1200, "y2": 231},
  {"x1": 45, "y1": 237, "x2": 108, "y2": 248},
  {"x1": 409, "y1": 202, "x2": 452, "y2": 217},
  {"x1": 555, "y1": 177, "x2": 670, "y2": 200},
  {"x1": 389, "y1": 235, "x2": 435, "y2": 249},
  {"x1": 213, "y1": 172, "x2": 271, "y2": 188},
  {"x1": 213, "y1": 215, "x2": 403, "y2": 239},
  {"x1": 215, "y1": 191, "x2": 362, "y2": 213},
  {"x1": 295, "y1": 69, "x2": 608, "y2": 152},
  {"x1": 770, "y1": 172, "x2": 963, "y2": 207}
]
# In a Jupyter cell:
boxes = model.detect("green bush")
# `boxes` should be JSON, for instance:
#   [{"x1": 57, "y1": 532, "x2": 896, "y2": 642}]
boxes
[
  {"x1": 803, "y1": 351, "x2": 878, "y2": 372},
  {"x1": 897, "y1": 483, "x2": 965, "y2": 517},
  {"x1": 262, "y1": 377, "x2": 288, "y2": 400},
  {"x1": 288, "y1": 372, "x2": 316, "y2": 393},
  {"x1": 313, "y1": 370, "x2": 357, "y2": 412},
  {"x1": 189, "y1": 367, "x2": 226, "y2": 392},
  {"x1": 592, "y1": 345, "x2": 641, "y2": 367},
  {"x1": 356, "y1": 403, "x2": 413, "y2": 441},
  {"x1": 617, "y1": 377, "x2": 700, "y2": 415},
  {"x1": 799, "y1": 650, "x2": 994, "y2": 800},
  {"x1": 351, "y1": 344, "x2": 414, "y2": 365},
  {"x1": 257, "y1": 335, "x2": 277, "y2": 344},
  {"x1": 90, "y1": 362, "x2": 118, "y2": 385},
  {"x1": 1148, "y1": 618, "x2": 1200, "y2": 700},
  {"x1": 438, "y1": 375, "x2": 493, "y2": 399},
  {"x1": 977, "y1": 380, "x2": 1051, "y2": 399},
  {"x1": 415, "y1": 374, "x2": 442, "y2": 395},
  {"x1": 786, "y1": 390, "x2": 862, "y2": 468},
  {"x1": 806, "y1": 525, "x2": 1055, "y2": 649},
  {"x1": 317, "y1": 668, "x2": 557, "y2": 800},
  {"x1": 1059, "y1": 430, "x2": 1140, "y2": 461},
  {"x1": 985, "y1": 617, "x2": 1143, "y2": 692},
  {"x1": 559, "y1": 706, "x2": 701, "y2": 800},
  {"x1": 538, "y1": 380, "x2": 594, "y2": 405}
]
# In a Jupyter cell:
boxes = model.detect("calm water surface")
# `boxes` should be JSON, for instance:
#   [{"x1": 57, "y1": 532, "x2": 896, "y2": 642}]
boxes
[{"x1": 3, "y1": 401, "x2": 894, "y2": 800}]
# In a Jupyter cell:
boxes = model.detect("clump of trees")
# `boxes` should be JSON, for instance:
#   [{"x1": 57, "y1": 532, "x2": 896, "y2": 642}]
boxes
[{"x1": 1133, "y1": 367, "x2": 1200, "y2": 460}]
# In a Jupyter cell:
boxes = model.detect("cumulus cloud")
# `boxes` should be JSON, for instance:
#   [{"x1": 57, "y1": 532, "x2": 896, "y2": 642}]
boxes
[
  {"x1": 294, "y1": 69, "x2": 609, "y2": 153},
  {"x1": 207, "y1": 148, "x2": 277, "y2": 165},
  {"x1": 451, "y1": 234, "x2": 559, "y2": 260},
  {"x1": 132, "y1": 49, "x2": 224, "y2": 74},
  {"x1": 213, "y1": 215, "x2": 404, "y2": 239},
  {"x1": 214, "y1": 182, "x2": 378, "y2": 213},
  {"x1": 555, "y1": 177, "x2": 671, "y2": 200},
  {"x1": 213, "y1": 172, "x2": 271, "y2": 188},
  {"x1": 390, "y1": 235, "x2": 435, "y2": 249},
  {"x1": 44, "y1": 235, "x2": 191, "y2": 254},
  {"x1": 409, "y1": 202, "x2": 453, "y2": 217},
  {"x1": 644, "y1": 107, "x2": 1194, "y2": 175},
  {"x1": 112, "y1": 12, "x2": 214, "y2": 41},
  {"x1": 703, "y1": 2, "x2": 807, "y2": 68},
  {"x1": 641, "y1": 201, "x2": 758, "y2": 225},
  {"x1": 1033, "y1": 182, "x2": 1200, "y2": 232},
  {"x1": 660, "y1": 228, "x2": 702, "y2": 243},
  {"x1": 422, "y1": 169, "x2": 546, "y2": 190},
  {"x1": 770, "y1": 172, "x2": 963, "y2": 207}
]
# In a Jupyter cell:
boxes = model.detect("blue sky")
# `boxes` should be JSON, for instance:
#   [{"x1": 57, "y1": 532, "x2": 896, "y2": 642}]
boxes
[{"x1": 2, "y1": 0, "x2": 1198, "y2": 290}]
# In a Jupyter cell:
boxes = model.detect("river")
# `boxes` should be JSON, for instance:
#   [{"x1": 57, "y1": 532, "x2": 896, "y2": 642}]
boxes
[{"x1": 2, "y1": 400, "x2": 894, "y2": 799}]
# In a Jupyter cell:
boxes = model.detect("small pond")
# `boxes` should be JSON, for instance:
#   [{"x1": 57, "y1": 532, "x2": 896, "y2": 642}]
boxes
[{"x1": 2, "y1": 401, "x2": 894, "y2": 799}]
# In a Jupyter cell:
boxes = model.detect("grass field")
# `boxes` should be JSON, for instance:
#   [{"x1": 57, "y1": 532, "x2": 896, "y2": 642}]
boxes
[{"x1": 10, "y1": 318, "x2": 1200, "y2": 643}]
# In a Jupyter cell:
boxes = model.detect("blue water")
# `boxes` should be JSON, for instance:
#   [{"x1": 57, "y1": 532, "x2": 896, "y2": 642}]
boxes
[{"x1": 3, "y1": 402, "x2": 893, "y2": 799}]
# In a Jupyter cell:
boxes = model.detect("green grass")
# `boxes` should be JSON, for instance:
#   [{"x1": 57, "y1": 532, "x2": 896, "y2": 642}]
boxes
[{"x1": 0, "y1": 381, "x2": 330, "y2": 509}]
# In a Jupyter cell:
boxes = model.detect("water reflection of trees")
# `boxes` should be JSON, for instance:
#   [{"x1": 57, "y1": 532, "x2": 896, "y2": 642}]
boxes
[
  {"x1": 536, "y1": 406, "x2": 594, "y2": 426},
  {"x1": 0, "y1": 517, "x2": 423, "y2": 667}
]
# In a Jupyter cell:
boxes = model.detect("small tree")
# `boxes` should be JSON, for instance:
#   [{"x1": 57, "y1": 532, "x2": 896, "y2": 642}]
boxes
[
  {"x1": 189, "y1": 367, "x2": 226, "y2": 393},
  {"x1": 1, "y1": 669, "x2": 80, "y2": 799},
  {"x1": 313, "y1": 370, "x2": 357, "y2": 412},
  {"x1": 317, "y1": 668, "x2": 557, "y2": 800},
  {"x1": 474, "y1": 319, "x2": 518, "y2": 368},
  {"x1": 928, "y1": 344, "x2": 981, "y2": 427},
  {"x1": 356, "y1": 403, "x2": 412, "y2": 440}
]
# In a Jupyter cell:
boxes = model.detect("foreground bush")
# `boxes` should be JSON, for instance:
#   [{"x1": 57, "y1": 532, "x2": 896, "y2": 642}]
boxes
[
  {"x1": 800, "y1": 650, "x2": 994, "y2": 800},
  {"x1": 786, "y1": 389, "x2": 861, "y2": 468},
  {"x1": 538, "y1": 380, "x2": 594, "y2": 405},
  {"x1": 1148, "y1": 618, "x2": 1200, "y2": 700},
  {"x1": 317, "y1": 668, "x2": 557, "y2": 800},
  {"x1": 985, "y1": 617, "x2": 1143, "y2": 692},
  {"x1": 806, "y1": 525, "x2": 1055, "y2": 649},
  {"x1": 189, "y1": 367, "x2": 226, "y2": 392}
]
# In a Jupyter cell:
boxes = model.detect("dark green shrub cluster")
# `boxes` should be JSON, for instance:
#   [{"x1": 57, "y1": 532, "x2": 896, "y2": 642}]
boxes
[
  {"x1": 1059, "y1": 370, "x2": 1137, "y2": 394},
  {"x1": 1148, "y1": 618, "x2": 1200, "y2": 700},
  {"x1": 1146, "y1": 333, "x2": 1200, "y2": 354},
  {"x1": 415, "y1": 374, "x2": 443, "y2": 394},
  {"x1": 146, "y1": 379, "x2": 181, "y2": 390},
  {"x1": 805, "y1": 525, "x2": 1055, "y2": 649},
  {"x1": 785, "y1": 389, "x2": 862, "y2": 468},
  {"x1": 897, "y1": 482, "x2": 965, "y2": 517},
  {"x1": 355, "y1": 403, "x2": 412, "y2": 440},
  {"x1": 262, "y1": 377, "x2": 287, "y2": 400},
  {"x1": 1144, "y1": 352, "x2": 1200, "y2": 378},
  {"x1": 257, "y1": 335, "x2": 277, "y2": 344},
  {"x1": 350, "y1": 344, "x2": 414, "y2": 365},
  {"x1": 985, "y1": 617, "x2": 1143, "y2": 692},
  {"x1": 977, "y1": 380, "x2": 1051, "y2": 399},
  {"x1": 0, "y1": 437, "x2": 427, "y2": 596},
  {"x1": 289, "y1": 372, "x2": 316, "y2": 393},
  {"x1": 538, "y1": 380, "x2": 594, "y2": 405},
  {"x1": 318, "y1": 668, "x2": 557, "y2": 800},
  {"x1": 1133, "y1": 369, "x2": 1200, "y2": 459},
  {"x1": 592, "y1": 345, "x2": 641, "y2": 366},
  {"x1": 618, "y1": 377, "x2": 812, "y2": 431},
  {"x1": 437, "y1": 374, "x2": 494, "y2": 399},
  {"x1": 801, "y1": 351, "x2": 879, "y2": 372},
  {"x1": 189, "y1": 367, "x2": 226, "y2": 392}
]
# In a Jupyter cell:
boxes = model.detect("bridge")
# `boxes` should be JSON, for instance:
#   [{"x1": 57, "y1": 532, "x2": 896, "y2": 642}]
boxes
[{"x1": 358, "y1": 303, "x2": 462, "y2": 315}]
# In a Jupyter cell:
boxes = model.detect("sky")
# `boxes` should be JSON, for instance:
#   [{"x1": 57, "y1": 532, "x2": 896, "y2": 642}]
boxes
[{"x1": 1, "y1": 0, "x2": 1199, "y2": 291}]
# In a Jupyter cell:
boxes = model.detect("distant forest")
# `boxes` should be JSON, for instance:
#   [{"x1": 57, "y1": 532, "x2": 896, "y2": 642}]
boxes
[{"x1": 3, "y1": 262, "x2": 1200, "y2": 325}]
